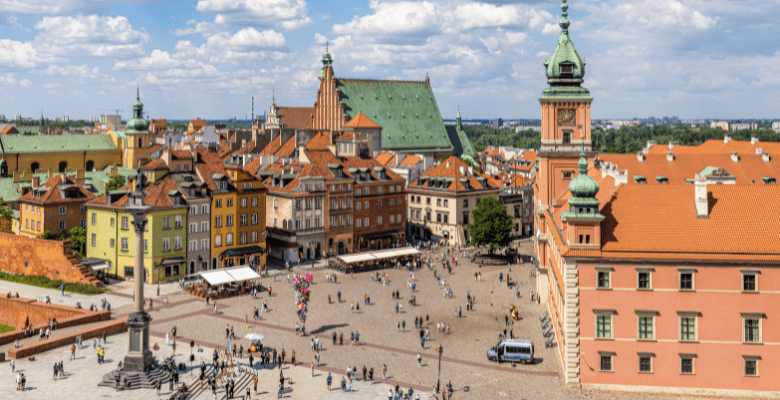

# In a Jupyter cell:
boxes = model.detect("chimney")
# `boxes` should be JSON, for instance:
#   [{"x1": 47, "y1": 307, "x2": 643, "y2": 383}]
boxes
[
  {"x1": 666, "y1": 151, "x2": 675, "y2": 163},
  {"x1": 12, "y1": 171, "x2": 19, "y2": 183},
  {"x1": 762, "y1": 152, "x2": 770, "y2": 163},
  {"x1": 32, "y1": 176, "x2": 40, "y2": 188},
  {"x1": 751, "y1": 135, "x2": 759, "y2": 145},
  {"x1": 694, "y1": 174, "x2": 709, "y2": 218},
  {"x1": 636, "y1": 152, "x2": 645, "y2": 162},
  {"x1": 459, "y1": 166, "x2": 465, "y2": 175},
  {"x1": 446, "y1": 161, "x2": 450, "y2": 169},
  {"x1": 47, "y1": 169, "x2": 53, "y2": 180},
  {"x1": 724, "y1": 133, "x2": 732, "y2": 144},
  {"x1": 62, "y1": 239, "x2": 72, "y2": 256},
  {"x1": 76, "y1": 168, "x2": 85, "y2": 181},
  {"x1": 668, "y1": 142, "x2": 678, "y2": 150},
  {"x1": 731, "y1": 151, "x2": 739, "y2": 163}
]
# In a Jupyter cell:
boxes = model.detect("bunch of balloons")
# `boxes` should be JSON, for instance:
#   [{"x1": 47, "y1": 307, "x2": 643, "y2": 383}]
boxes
[{"x1": 293, "y1": 273, "x2": 312, "y2": 322}]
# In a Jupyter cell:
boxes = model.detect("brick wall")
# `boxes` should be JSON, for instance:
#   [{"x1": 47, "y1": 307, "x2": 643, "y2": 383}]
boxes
[
  {"x1": 0, "y1": 232, "x2": 100, "y2": 285},
  {"x1": 8, "y1": 318, "x2": 127, "y2": 359},
  {"x1": 0, "y1": 295, "x2": 110, "y2": 345}
]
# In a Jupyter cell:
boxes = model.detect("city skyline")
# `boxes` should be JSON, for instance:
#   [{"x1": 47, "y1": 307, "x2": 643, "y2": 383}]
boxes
[{"x1": 0, "y1": 0, "x2": 778, "y2": 120}]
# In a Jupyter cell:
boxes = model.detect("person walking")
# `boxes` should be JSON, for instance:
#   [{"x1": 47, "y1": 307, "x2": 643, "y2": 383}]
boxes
[
  {"x1": 254, "y1": 376, "x2": 258, "y2": 393},
  {"x1": 156, "y1": 379, "x2": 162, "y2": 395},
  {"x1": 383, "y1": 364, "x2": 387, "y2": 379},
  {"x1": 327, "y1": 372, "x2": 332, "y2": 390},
  {"x1": 70, "y1": 344, "x2": 76, "y2": 360},
  {"x1": 417, "y1": 353, "x2": 422, "y2": 367},
  {"x1": 10, "y1": 358, "x2": 15, "y2": 372},
  {"x1": 53, "y1": 363, "x2": 58, "y2": 380}
]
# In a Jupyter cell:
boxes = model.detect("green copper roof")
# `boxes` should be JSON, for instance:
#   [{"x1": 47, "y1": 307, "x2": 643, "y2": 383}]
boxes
[
  {"x1": 337, "y1": 79, "x2": 454, "y2": 152},
  {"x1": 567, "y1": 140, "x2": 601, "y2": 216},
  {"x1": 126, "y1": 87, "x2": 149, "y2": 134},
  {"x1": 542, "y1": 0, "x2": 591, "y2": 99},
  {"x1": 0, "y1": 134, "x2": 119, "y2": 154},
  {"x1": 445, "y1": 124, "x2": 477, "y2": 157}
]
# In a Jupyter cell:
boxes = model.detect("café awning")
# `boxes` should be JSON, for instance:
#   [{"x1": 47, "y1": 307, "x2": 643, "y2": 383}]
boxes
[
  {"x1": 227, "y1": 267, "x2": 260, "y2": 281},
  {"x1": 200, "y1": 270, "x2": 234, "y2": 285},
  {"x1": 336, "y1": 247, "x2": 421, "y2": 264}
]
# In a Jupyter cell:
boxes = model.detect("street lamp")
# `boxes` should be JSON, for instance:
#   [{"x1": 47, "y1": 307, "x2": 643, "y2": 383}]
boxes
[
  {"x1": 156, "y1": 262, "x2": 161, "y2": 296},
  {"x1": 435, "y1": 344, "x2": 443, "y2": 393}
]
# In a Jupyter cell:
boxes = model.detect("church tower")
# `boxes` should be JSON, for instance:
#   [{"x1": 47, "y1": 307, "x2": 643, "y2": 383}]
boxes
[
  {"x1": 312, "y1": 42, "x2": 345, "y2": 131},
  {"x1": 125, "y1": 87, "x2": 151, "y2": 168},
  {"x1": 538, "y1": 0, "x2": 594, "y2": 210}
]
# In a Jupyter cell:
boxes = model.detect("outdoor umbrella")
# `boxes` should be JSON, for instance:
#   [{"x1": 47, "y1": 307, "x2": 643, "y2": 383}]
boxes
[{"x1": 244, "y1": 333, "x2": 265, "y2": 341}]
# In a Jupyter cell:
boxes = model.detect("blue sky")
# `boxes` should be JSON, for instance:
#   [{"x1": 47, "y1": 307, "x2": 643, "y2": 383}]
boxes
[{"x1": 0, "y1": 0, "x2": 778, "y2": 120}]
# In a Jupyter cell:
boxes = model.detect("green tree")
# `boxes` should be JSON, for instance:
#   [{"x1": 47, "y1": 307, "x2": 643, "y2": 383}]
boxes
[
  {"x1": 69, "y1": 226, "x2": 86, "y2": 257},
  {"x1": 467, "y1": 196, "x2": 513, "y2": 254},
  {"x1": 105, "y1": 174, "x2": 126, "y2": 191},
  {"x1": 38, "y1": 230, "x2": 53, "y2": 240},
  {"x1": 0, "y1": 199, "x2": 12, "y2": 219}
]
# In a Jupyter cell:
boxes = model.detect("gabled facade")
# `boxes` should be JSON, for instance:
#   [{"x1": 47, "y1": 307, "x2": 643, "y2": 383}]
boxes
[{"x1": 18, "y1": 174, "x2": 95, "y2": 238}]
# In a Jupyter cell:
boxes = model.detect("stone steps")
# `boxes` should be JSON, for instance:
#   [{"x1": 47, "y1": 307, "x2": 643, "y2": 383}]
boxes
[{"x1": 97, "y1": 367, "x2": 171, "y2": 390}]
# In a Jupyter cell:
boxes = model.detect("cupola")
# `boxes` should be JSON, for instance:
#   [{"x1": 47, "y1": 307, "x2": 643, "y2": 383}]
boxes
[
  {"x1": 126, "y1": 86, "x2": 150, "y2": 134},
  {"x1": 542, "y1": 0, "x2": 590, "y2": 98}
]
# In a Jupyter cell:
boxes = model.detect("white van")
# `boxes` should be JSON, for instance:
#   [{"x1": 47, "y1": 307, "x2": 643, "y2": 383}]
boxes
[{"x1": 486, "y1": 339, "x2": 534, "y2": 364}]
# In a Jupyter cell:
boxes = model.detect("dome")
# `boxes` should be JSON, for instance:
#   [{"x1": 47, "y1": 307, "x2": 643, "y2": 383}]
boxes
[{"x1": 126, "y1": 87, "x2": 149, "y2": 133}]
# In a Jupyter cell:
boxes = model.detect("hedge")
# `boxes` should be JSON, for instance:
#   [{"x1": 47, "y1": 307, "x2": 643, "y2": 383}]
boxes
[
  {"x1": 0, "y1": 271, "x2": 105, "y2": 295},
  {"x1": 0, "y1": 324, "x2": 13, "y2": 334}
]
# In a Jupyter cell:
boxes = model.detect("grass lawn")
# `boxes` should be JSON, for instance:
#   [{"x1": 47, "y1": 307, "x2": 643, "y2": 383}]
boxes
[
  {"x1": 0, "y1": 271, "x2": 105, "y2": 295},
  {"x1": 0, "y1": 324, "x2": 14, "y2": 334}
]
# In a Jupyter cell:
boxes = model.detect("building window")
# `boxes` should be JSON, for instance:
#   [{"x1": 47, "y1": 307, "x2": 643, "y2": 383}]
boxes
[
  {"x1": 390, "y1": 215, "x2": 395, "y2": 224},
  {"x1": 175, "y1": 215, "x2": 182, "y2": 228},
  {"x1": 252, "y1": 197, "x2": 258, "y2": 207},
  {"x1": 92, "y1": 213, "x2": 96, "y2": 225},
  {"x1": 377, "y1": 216, "x2": 382, "y2": 225},
  {"x1": 59, "y1": 206, "x2": 66, "y2": 215},
  {"x1": 251, "y1": 231, "x2": 257, "y2": 243},
  {"x1": 356, "y1": 219, "x2": 362, "y2": 228},
  {"x1": 463, "y1": 199, "x2": 469, "y2": 207},
  {"x1": 190, "y1": 240, "x2": 197, "y2": 252},
  {"x1": 91, "y1": 234, "x2": 96, "y2": 247},
  {"x1": 144, "y1": 239, "x2": 147, "y2": 253},
  {"x1": 201, "y1": 238, "x2": 209, "y2": 250},
  {"x1": 599, "y1": 354, "x2": 613, "y2": 372},
  {"x1": 122, "y1": 216, "x2": 128, "y2": 230},
  {"x1": 110, "y1": 238, "x2": 115, "y2": 248},
  {"x1": 742, "y1": 272, "x2": 757, "y2": 292},
  {"x1": 216, "y1": 199, "x2": 222, "y2": 208},
  {"x1": 81, "y1": 219, "x2": 86, "y2": 228},
  {"x1": 679, "y1": 313, "x2": 697, "y2": 341},
  {"x1": 241, "y1": 198, "x2": 247, "y2": 208},
  {"x1": 637, "y1": 314, "x2": 655, "y2": 340},
  {"x1": 744, "y1": 356, "x2": 759, "y2": 377},
  {"x1": 215, "y1": 235, "x2": 222, "y2": 247},
  {"x1": 163, "y1": 238, "x2": 170, "y2": 251},
  {"x1": 251, "y1": 213, "x2": 258, "y2": 225},
  {"x1": 202, "y1": 204, "x2": 209, "y2": 214},
  {"x1": 680, "y1": 355, "x2": 695, "y2": 375},
  {"x1": 241, "y1": 214, "x2": 247, "y2": 226},
  {"x1": 240, "y1": 232, "x2": 247, "y2": 244},
  {"x1": 426, "y1": 197, "x2": 431, "y2": 205},
  {"x1": 215, "y1": 216, "x2": 222, "y2": 227},
  {"x1": 437, "y1": 199, "x2": 441, "y2": 206},
  {"x1": 597, "y1": 270, "x2": 611, "y2": 289},
  {"x1": 227, "y1": 198, "x2": 233, "y2": 207},
  {"x1": 377, "y1": 200, "x2": 382, "y2": 209},
  {"x1": 638, "y1": 354, "x2": 653, "y2": 373},
  {"x1": 121, "y1": 238, "x2": 128, "y2": 251},
  {"x1": 364, "y1": 217, "x2": 369, "y2": 227},
  {"x1": 562, "y1": 171, "x2": 573, "y2": 179},
  {"x1": 227, "y1": 215, "x2": 233, "y2": 226},
  {"x1": 743, "y1": 314, "x2": 762, "y2": 343},
  {"x1": 637, "y1": 270, "x2": 652, "y2": 290},
  {"x1": 679, "y1": 270, "x2": 694, "y2": 290},
  {"x1": 58, "y1": 221, "x2": 66, "y2": 230},
  {"x1": 226, "y1": 233, "x2": 233, "y2": 245},
  {"x1": 110, "y1": 217, "x2": 115, "y2": 227},
  {"x1": 163, "y1": 216, "x2": 170, "y2": 229},
  {"x1": 562, "y1": 131, "x2": 571, "y2": 144},
  {"x1": 174, "y1": 236, "x2": 182, "y2": 250},
  {"x1": 596, "y1": 313, "x2": 612, "y2": 339},
  {"x1": 364, "y1": 201, "x2": 368, "y2": 210}
]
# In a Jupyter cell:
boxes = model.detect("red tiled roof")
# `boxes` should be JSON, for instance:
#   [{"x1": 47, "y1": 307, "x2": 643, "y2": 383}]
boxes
[
  {"x1": 189, "y1": 120, "x2": 207, "y2": 128},
  {"x1": 343, "y1": 112, "x2": 380, "y2": 129},
  {"x1": 142, "y1": 159, "x2": 167, "y2": 170},
  {"x1": 19, "y1": 174, "x2": 96, "y2": 204},
  {"x1": 1, "y1": 126, "x2": 19, "y2": 134},
  {"x1": 171, "y1": 150, "x2": 193, "y2": 160},
  {"x1": 277, "y1": 107, "x2": 314, "y2": 130},
  {"x1": 410, "y1": 157, "x2": 499, "y2": 192}
]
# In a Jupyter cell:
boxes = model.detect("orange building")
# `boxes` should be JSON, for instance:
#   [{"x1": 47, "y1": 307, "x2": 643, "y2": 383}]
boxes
[
  {"x1": 534, "y1": 2, "x2": 780, "y2": 398},
  {"x1": 18, "y1": 173, "x2": 95, "y2": 238}
]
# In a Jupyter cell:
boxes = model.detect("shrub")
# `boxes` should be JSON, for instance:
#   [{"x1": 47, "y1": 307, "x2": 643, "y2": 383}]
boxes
[{"x1": 0, "y1": 271, "x2": 105, "y2": 295}]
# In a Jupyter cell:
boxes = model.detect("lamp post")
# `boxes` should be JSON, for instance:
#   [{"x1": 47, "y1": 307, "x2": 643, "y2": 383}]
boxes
[
  {"x1": 156, "y1": 262, "x2": 161, "y2": 296},
  {"x1": 435, "y1": 344, "x2": 443, "y2": 393}
]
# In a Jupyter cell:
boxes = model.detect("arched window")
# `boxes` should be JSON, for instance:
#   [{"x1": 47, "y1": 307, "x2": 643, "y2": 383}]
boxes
[
  {"x1": 59, "y1": 161, "x2": 67, "y2": 173},
  {"x1": 0, "y1": 160, "x2": 7, "y2": 177},
  {"x1": 283, "y1": 220, "x2": 287, "y2": 230},
  {"x1": 138, "y1": 137, "x2": 143, "y2": 148},
  {"x1": 31, "y1": 162, "x2": 40, "y2": 173},
  {"x1": 86, "y1": 160, "x2": 95, "y2": 172}
]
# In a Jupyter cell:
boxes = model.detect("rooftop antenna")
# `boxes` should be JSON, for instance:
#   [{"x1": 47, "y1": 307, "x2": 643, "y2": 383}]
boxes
[{"x1": 252, "y1": 96, "x2": 254, "y2": 122}]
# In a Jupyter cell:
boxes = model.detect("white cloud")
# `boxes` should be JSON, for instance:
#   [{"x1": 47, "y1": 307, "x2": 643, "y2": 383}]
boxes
[
  {"x1": 33, "y1": 15, "x2": 150, "y2": 58},
  {"x1": 0, "y1": 39, "x2": 39, "y2": 68},
  {"x1": 195, "y1": 0, "x2": 312, "y2": 30},
  {"x1": 0, "y1": 73, "x2": 30, "y2": 87},
  {"x1": 0, "y1": 0, "x2": 147, "y2": 15},
  {"x1": 19, "y1": 79, "x2": 31, "y2": 88},
  {"x1": 40, "y1": 64, "x2": 107, "y2": 79},
  {"x1": 172, "y1": 21, "x2": 222, "y2": 37}
]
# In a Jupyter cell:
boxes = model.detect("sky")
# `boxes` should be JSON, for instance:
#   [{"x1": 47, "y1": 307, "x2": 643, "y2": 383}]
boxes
[{"x1": 0, "y1": 0, "x2": 778, "y2": 120}]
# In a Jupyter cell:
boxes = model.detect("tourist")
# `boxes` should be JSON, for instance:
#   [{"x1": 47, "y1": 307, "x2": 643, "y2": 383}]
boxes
[
  {"x1": 383, "y1": 364, "x2": 388, "y2": 379},
  {"x1": 327, "y1": 372, "x2": 332, "y2": 390},
  {"x1": 70, "y1": 344, "x2": 76, "y2": 360},
  {"x1": 10, "y1": 357, "x2": 15, "y2": 372}
]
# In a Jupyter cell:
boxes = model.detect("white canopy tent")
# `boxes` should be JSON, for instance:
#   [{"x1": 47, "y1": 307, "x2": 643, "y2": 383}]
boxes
[
  {"x1": 200, "y1": 270, "x2": 234, "y2": 285},
  {"x1": 227, "y1": 267, "x2": 261, "y2": 281},
  {"x1": 336, "y1": 247, "x2": 421, "y2": 265}
]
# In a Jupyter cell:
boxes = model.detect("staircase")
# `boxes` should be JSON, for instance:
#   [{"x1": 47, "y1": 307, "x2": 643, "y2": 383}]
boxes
[
  {"x1": 97, "y1": 367, "x2": 171, "y2": 390},
  {"x1": 183, "y1": 364, "x2": 256, "y2": 400}
]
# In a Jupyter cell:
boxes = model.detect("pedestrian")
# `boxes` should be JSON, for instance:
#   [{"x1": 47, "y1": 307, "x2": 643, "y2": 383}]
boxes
[
  {"x1": 383, "y1": 364, "x2": 387, "y2": 379},
  {"x1": 10, "y1": 358, "x2": 15, "y2": 372},
  {"x1": 311, "y1": 362, "x2": 314, "y2": 377},
  {"x1": 70, "y1": 343, "x2": 76, "y2": 360},
  {"x1": 53, "y1": 362, "x2": 58, "y2": 380},
  {"x1": 417, "y1": 353, "x2": 421, "y2": 367},
  {"x1": 150, "y1": 298, "x2": 153, "y2": 310},
  {"x1": 332, "y1": 332, "x2": 337, "y2": 345},
  {"x1": 327, "y1": 372, "x2": 332, "y2": 390},
  {"x1": 254, "y1": 376, "x2": 258, "y2": 393},
  {"x1": 246, "y1": 386, "x2": 251, "y2": 400},
  {"x1": 156, "y1": 379, "x2": 161, "y2": 395}
]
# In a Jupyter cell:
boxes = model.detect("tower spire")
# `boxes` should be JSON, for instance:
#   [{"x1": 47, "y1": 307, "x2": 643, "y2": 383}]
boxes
[
  {"x1": 560, "y1": 0, "x2": 570, "y2": 33},
  {"x1": 136, "y1": 84, "x2": 139, "y2": 101}
]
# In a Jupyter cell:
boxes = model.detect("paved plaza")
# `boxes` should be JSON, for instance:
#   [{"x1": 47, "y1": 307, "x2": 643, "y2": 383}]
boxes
[{"x1": 1, "y1": 239, "x2": 759, "y2": 399}]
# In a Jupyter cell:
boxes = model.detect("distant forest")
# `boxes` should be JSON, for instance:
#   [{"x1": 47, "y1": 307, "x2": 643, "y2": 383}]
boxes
[{"x1": 464, "y1": 124, "x2": 780, "y2": 154}]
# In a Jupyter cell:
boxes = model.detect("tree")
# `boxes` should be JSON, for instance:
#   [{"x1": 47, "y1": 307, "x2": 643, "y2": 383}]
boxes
[
  {"x1": 467, "y1": 196, "x2": 513, "y2": 254},
  {"x1": 0, "y1": 199, "x2": 12, "y2": 233},
  {"x1": 69, "y1": 226, "x2": 86, "y2": 257},
  {"x1": 38, "y1": 230, "x2": 53, "y2": 240},
  {"x1": 105, "y1": 174, "x2": 126, "y2": 191}
]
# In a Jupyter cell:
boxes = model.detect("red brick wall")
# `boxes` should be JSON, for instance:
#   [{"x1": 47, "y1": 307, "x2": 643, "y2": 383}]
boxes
[
  {"x1": 0, "y1": 232, "x2": 98, "y2": 284},
  {"x1": 8, "y1": 318, "x2": 127, "y2": 359},
  {"x1": 0, "y1": 295, "x2": 110, "y2": 345}
]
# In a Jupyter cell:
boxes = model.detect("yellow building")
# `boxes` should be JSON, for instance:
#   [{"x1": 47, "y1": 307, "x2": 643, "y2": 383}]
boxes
[
  {"x1": 123, "y1": 89, "x2": 152, "y2": 169},
  {"x1": 0, "y1": 135, "x2": 122, "y2": 176}
]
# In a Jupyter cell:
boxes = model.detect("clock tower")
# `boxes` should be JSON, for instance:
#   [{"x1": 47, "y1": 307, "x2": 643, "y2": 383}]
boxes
[{"x1": 538, "y1": 0, "x2": 595, "y2": 211}]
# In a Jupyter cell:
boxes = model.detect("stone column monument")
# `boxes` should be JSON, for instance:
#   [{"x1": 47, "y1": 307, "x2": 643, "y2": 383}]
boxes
[{"x1": 123, "y1": 168, "x2": 154, "y2": 372}]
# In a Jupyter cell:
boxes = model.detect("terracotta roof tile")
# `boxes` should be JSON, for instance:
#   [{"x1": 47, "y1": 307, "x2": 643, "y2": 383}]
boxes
[
  {"x1": 277, "y1": 107, "x2": 314, "y2": 130},
  {"x1": 19, "y1": 174, "x2": 96, "y2": 204},
  {"x1": 343, "y1": 112, "x2": 381, "y2": 129},
  {"x1": 410, "y1": 157, "x2": 499, "y2": 192}
]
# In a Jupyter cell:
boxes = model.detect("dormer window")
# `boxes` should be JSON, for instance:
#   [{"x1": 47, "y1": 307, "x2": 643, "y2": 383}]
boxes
[{"x1": 561, "y1": 64, "x2": 573, "y2": 78}]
